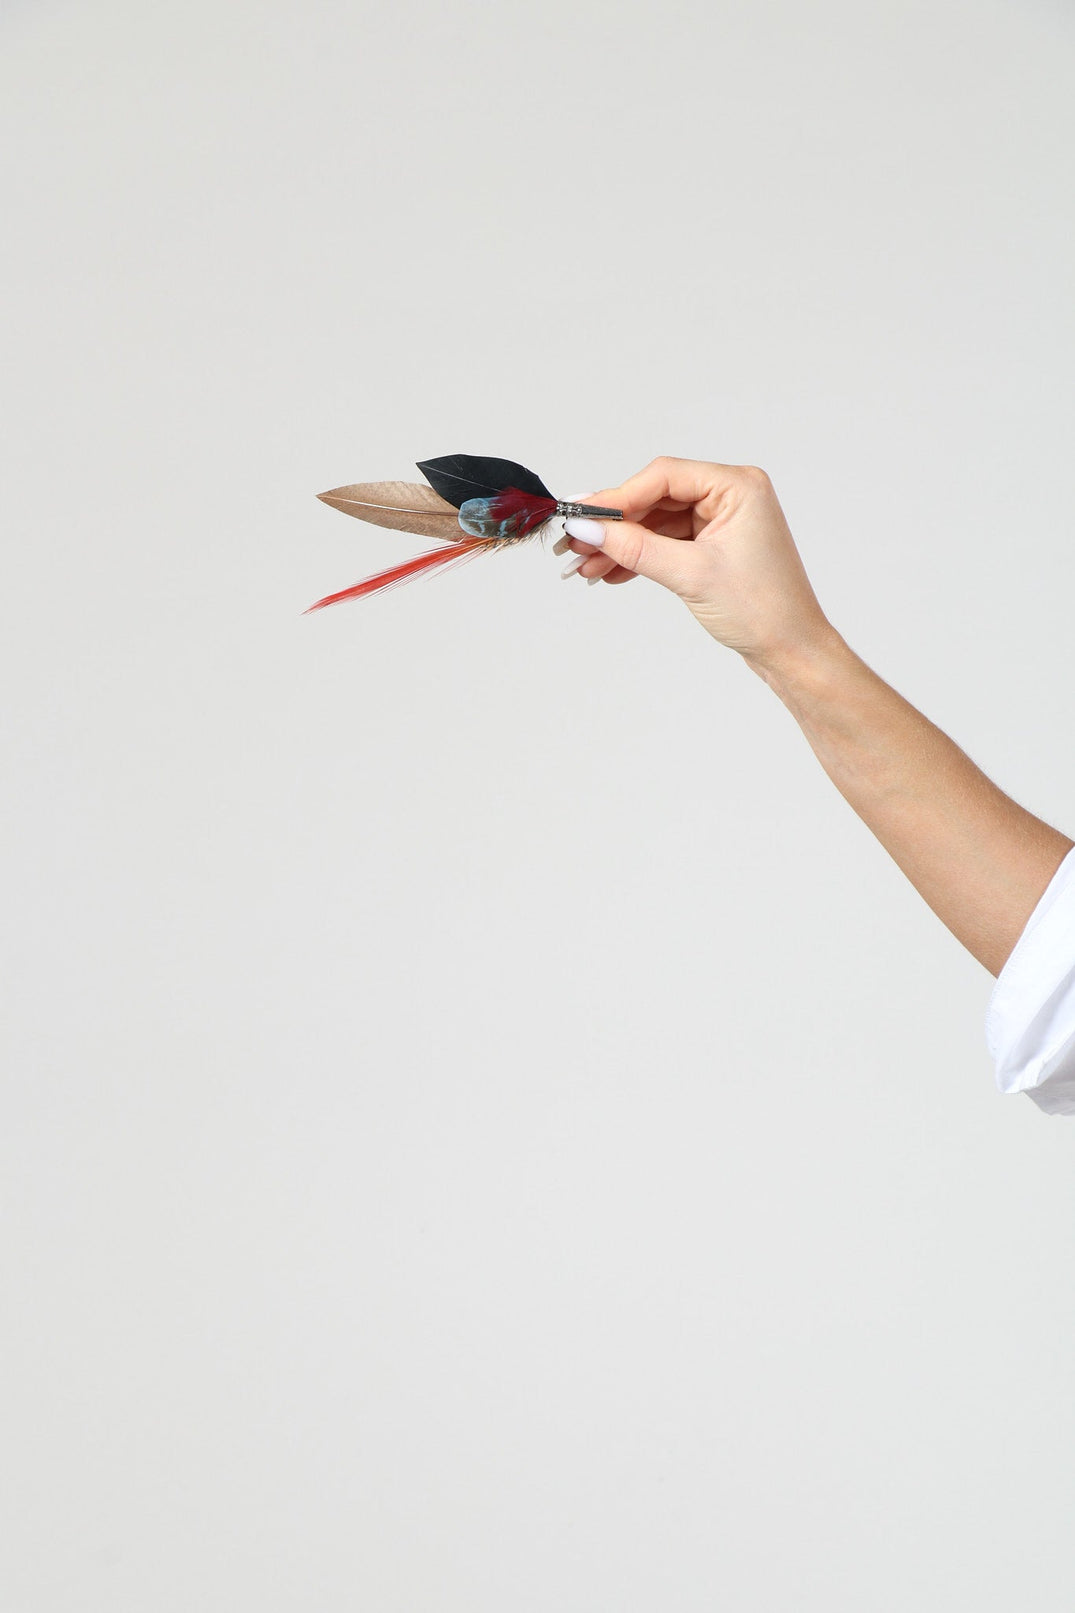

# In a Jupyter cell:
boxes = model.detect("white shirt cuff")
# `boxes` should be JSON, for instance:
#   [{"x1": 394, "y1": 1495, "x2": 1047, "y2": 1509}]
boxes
[{"x1": 985, "y1": 845, "x2": 1075, "y2": 1115}]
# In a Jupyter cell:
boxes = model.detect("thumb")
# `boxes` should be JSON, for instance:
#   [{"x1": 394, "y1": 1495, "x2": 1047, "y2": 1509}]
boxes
[{"x1": 564, "y1": 514, "x2": 693, "y2": 594}]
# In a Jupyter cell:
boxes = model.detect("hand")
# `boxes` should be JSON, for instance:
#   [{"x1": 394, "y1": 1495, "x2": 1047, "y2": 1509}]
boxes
[{"x1": 561, "y1": 456, "x2": 836, "y2": 672}]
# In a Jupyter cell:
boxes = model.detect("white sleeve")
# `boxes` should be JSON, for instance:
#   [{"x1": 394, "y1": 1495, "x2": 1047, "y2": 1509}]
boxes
[{"x1": 985, "y1": 845, "x2": 1075, "y2": 1115}]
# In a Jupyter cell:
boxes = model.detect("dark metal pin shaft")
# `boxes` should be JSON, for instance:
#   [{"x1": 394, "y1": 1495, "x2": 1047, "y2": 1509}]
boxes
[{"x1": 555, "y1": 502, "x2": 624, "y2": 520}]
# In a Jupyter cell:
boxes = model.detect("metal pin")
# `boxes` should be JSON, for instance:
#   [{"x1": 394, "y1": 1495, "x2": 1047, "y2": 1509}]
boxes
[{"x1": 555, "y1": 502, "x2": 624, "y2": 520}]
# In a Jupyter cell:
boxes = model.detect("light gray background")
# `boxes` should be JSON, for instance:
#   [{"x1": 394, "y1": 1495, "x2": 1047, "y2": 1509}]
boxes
[{"x1": 2, "y1": 0, "x2": 1073, "y2": 1607}]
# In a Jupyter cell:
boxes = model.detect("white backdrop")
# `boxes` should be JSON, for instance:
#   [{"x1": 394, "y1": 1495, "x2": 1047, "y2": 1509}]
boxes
[{"x1": 3, "y1": 1, "x2": 1074, "y2": 1607}]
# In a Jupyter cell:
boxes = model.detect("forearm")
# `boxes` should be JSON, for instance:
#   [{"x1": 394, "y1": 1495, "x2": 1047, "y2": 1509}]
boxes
[{"x1": 748, "y1": 627, "x2": 1074, "y2": 977}]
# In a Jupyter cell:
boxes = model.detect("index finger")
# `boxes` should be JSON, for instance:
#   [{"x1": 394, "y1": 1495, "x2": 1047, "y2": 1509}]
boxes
[{"x1": 587, "y1": 455, "x2": 743, "y2": 521}]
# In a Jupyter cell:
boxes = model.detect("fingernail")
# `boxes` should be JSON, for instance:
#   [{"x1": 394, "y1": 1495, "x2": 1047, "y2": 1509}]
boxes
[
  {"x1": 552, "y1": 534, "x2": 571, "y2": 556},
  {"x1": 560, "y1": 553, "x2": 585, "y2": 578},
  {"x1": 586, "y1": 573, "x2": 601, "y2": 586},
  {"x1": 564, "y1": 517, "x2": 605, "y2": 548}
]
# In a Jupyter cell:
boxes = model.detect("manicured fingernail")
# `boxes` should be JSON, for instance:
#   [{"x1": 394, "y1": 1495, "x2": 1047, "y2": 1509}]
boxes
[
  {"x1": 586, "y1": 573, "x2": 601, "y2": 586},
  {"x1": 565, "y1": 517, "x2": 605, "y2": 548},
  {"x1": 560, "y1": 553, "x2": 585, "y2": 578},
  {"x1": 552, "y1": 533, "x2": 571, "y2": 556}
]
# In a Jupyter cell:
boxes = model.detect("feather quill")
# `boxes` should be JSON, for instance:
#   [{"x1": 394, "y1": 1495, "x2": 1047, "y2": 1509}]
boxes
[{"x1": 307, "y1": 453, "x2": 624, "y2": 612}]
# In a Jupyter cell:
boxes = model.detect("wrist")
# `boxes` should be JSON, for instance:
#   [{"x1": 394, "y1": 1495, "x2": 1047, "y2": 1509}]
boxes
[{"x1": 743, "y1": 621, "x2": 854, "y2": 703}]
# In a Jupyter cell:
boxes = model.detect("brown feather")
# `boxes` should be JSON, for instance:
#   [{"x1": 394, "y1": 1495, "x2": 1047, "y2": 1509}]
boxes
[{"x1": 316, "y1": 481, "x2": 462, "y2": 541}]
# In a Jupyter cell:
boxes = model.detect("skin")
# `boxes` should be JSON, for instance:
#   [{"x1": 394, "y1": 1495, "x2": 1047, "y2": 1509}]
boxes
[{"x1": 562, "y1": 456, "x2": 1073, "y2": 978}]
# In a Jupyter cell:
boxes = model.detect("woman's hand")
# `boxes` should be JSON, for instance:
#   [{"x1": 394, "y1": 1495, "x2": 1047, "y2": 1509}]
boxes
[{"x1": 560, "y1": 456, "x2": 836, "y2": 674}]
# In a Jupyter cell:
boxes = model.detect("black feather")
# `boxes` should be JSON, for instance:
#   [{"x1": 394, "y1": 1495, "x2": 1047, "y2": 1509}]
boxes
[{"x1": 416, "y1": 454, "x2": 555, "y2": 508}]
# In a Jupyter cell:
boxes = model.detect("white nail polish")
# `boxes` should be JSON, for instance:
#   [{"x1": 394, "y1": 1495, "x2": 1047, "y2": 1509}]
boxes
[
  {"x1": 552, "y1": 534, "x2": 571, "y2": 556},
  {"x1": 586, "y1": 573, "x2": 601, "y2": 585},
  {"x1": 560, "y1": 553, "x2": 584, "y2": 578},
  {"x1": 564, "y1": 517, "x2": 605, "y2": 548}
]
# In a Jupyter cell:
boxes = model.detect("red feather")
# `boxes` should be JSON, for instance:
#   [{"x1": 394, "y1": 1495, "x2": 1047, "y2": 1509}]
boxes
[
  {"x1": 483, "y1": 486, "x2": 558, "y2": 536},
  {"x1": 304, "y1": 539, "x2": 489, "y2": 613}
]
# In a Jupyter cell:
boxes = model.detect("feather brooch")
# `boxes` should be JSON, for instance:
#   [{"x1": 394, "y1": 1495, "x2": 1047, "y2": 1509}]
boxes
[{"x1": 306, "y1": 453, "x2": 623, "y2": 611}]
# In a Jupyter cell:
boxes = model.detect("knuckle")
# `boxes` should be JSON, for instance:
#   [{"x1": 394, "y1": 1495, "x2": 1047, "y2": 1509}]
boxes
[{"x1": 740, "y1": 464, "x2": 772, "y2": 490}]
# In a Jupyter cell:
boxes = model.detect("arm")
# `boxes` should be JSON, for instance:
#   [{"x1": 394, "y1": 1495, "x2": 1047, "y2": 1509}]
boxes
[
  {"x1": 561, "y1": 456, "x2": 1073, "y2": 977},
  {"x1": 745, "y1": 629, "x2": 1073, "y2": 976}
]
